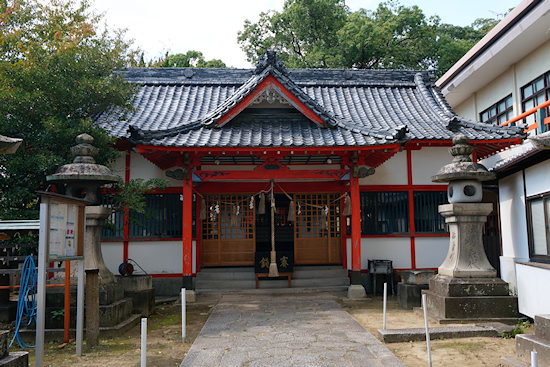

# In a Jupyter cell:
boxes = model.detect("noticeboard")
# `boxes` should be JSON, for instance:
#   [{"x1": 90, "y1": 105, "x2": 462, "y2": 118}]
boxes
[{"x1": 38, "y1": 192, "x2": 87, "y2": 261}]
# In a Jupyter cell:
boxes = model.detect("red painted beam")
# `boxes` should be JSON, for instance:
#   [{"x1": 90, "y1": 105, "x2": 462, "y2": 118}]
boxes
[
  {"x1": 182, "y1": 176, "x2": 193, "y2": 277},
  {"x1": 194, "y1": 168, "x2": 348, "y2": 181},
  {"x1": 350, "y1": 175, "x2": 362, "y2": 272}
]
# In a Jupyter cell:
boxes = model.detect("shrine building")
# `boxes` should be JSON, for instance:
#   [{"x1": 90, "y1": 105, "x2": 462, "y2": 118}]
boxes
[{"x1": 96, "y1": 51, "x2": 524, "y2": 295}]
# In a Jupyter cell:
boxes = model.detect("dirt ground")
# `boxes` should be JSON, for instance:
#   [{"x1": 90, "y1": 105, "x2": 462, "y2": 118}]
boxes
[
  {"x1": 339, "y1": 296, "x2": 532, "y2": 367},
  {"x1": 10, "y1": 293, "x2": 531, "y2": 367}
]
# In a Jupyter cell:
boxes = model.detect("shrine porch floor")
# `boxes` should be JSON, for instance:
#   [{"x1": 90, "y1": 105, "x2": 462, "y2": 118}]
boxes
[{"x1": 180, "y1": 292, "x2": 404, "y2": 367}]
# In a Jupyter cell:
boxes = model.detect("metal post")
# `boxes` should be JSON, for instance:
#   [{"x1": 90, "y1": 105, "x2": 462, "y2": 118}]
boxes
[
  {"x1": 141, "y1": 318, "x2": 147, "y2": 367},
  {"x1": 64, "y1": 260, "x2": 70, "y2": 343},
  {"x1": 182, "y1": 288, "x2": 186, "y2": 343},
  {"x1": 76, "y1": 259, "x2": 85, "y2": 356},
  {"x1": 85, "y1": 269, "x2": 100, "y2": 347},
  {"x1": 35, "y1": 203, "x2": 48, "y2": 367},
  {"x1": 383, "y1": 282, "x2": 387, "y2": 330},
  {"x1": 531, "y1": 350, "x2": 538, "y2": 367},
  {"x1": 422, "y1": 294, "x2": 432, "y2": 367}
]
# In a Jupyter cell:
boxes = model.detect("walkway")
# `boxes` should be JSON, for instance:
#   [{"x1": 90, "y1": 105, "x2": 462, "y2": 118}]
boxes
[{"x1": 180, "y1": 293, "x2": 404, "y2": 367}]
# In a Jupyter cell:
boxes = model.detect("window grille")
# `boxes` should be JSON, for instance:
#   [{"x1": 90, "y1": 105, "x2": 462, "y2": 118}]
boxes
[
  {"x1": 413, "y1": 191, "x2": 448, "y2": 233},
  {"x1": 480, "y1": 94, "x2": 513, "y2": 126},
  {"x1": 360, "y1": 191, "x2": 409, "y2": 235}
]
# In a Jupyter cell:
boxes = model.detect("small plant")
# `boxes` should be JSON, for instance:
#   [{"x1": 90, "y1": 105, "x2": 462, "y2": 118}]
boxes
[
  {"x1": 499, "y1": 319, "x2": 532, "y2": 339},
  {"x1": 50, "y1": 309, "x2": 64, "y2": 320}
]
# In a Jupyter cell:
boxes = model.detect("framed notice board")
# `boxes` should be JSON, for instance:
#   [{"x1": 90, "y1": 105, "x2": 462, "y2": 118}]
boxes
[{"x1": 38, "y1": 192, "x2": 87, "y2": 261}]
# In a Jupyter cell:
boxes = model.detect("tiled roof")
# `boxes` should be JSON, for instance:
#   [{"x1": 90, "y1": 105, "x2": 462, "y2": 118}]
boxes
[{"x1": 96, "y1": 52, "x2": 524, "y2": 148}]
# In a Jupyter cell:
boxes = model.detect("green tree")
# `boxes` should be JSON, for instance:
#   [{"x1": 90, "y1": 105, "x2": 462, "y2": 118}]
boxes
[
  {"x1": 0, "y1": 0, "x2": 144, "y2": 219},
  {"x1": 238, "y1": 0, "x2": 499, "y2": 76},
  {"x1": 152, "y1": 50, "x2": 227, "y2": 68}
]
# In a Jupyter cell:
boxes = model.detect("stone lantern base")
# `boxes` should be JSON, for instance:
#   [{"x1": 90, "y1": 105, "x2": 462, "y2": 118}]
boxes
[{"x1": 422, "y1": 275, "x2": 520, "y2": 323}]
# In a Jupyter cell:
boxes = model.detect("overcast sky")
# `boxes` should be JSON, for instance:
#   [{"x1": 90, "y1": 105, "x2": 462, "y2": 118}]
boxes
[{"x1": 91, "y1": 0, "x2": 521, "y2": 68}]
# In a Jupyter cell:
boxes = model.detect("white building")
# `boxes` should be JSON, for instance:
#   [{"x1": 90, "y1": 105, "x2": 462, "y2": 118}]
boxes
[{"x1": 437, "y1": 0, "x2": 550, "y2": 318}]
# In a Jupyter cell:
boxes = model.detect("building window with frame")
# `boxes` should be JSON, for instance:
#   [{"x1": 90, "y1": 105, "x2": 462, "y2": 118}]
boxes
[
  {"x1": 521, "y1": 72, "x2": 550, "y2": 132},
  {"x1": 527, "y1": 193, "x2": 550, "y2": 262},
  {"x1": 479, "y1": 94, "x2": 513, "y2": 126},
  {"x1": 413, "y1": 191, "x2": 448, "y2": 233},
  {"x1": 360, "y1": 191, "x2": 409, "y2": 235}
]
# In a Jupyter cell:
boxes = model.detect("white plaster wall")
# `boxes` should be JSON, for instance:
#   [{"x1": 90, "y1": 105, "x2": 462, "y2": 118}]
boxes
[
  {"x1": 414, "y1": 237, "x2": 449, "y2": 269},
  {"x1": 359, "y1": 151, "x2": 407, "y2": 185},
  {"x1": 130, "y1": 152, "x2": 181, "y2": 186},
  {"x1": 111, "y1": 154, "x2": 126, "y2": 179},
  {"x1": 101, "y1": 241, "x2": 124, "y2": 275},
  {"x1": 453, "y1": 95, "x2": 476, "y2": 121},
  {"x1": 127, "y1": 241, "x2": 183, "y2": 274},
  {"x1": 515, "y1": 39, "x2": 550, "y2": 90},
  {"x1": 411, "y1": 147, "x2": 452, "y2": 185},
  {"x1": 346, "y1": 237, "x2": 411, "y2": 269},
  {"x1": 498, "y1": 172, "x2": 530, "y2": 291},
  {"x1": 475, "y1": 69, "x2": 514, "y2": 115},
  {"x1": 516, "y1": 263, "x2": 550, "y2": 318},
  {"x1": 525, "y1": 159, "x2": 550, "y2": 197}
]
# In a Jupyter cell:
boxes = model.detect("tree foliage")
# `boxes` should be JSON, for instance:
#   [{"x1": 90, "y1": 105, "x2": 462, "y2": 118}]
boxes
[
  {"x1": 151, "y1": 50, "x2": 227, "y2": 68},
  {"x1": 238, "y1": 0, "x2": 498, "y2": 76},
  {"x1": 0, "y1": 0, "x2": 139, "y2": 219}
]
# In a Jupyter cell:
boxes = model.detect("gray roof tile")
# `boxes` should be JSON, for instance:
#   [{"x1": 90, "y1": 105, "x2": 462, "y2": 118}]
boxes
[{"x1": 97, "y1": 55, "x2": 525, "y2": 148}]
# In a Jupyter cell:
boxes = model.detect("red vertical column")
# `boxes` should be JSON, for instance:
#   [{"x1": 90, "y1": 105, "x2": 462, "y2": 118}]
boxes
[
  {"x1": 350, "y1": 175, "x2": 362, "y2": 285},
  {"x1": 123, "y1": 152, "x2": 130, "y2": 261},
  {"x1": 182, "y1": 174, "x2": 193, "y2": 290}
]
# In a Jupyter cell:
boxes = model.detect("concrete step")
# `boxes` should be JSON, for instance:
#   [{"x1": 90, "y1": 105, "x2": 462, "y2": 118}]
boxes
[
  {"x1": 535, "y1": 314, "x2": 550, "y2": 342},
  {"x1": 377, "y1": 324, "x2": 508, "y2": 343},
  {"x1": 195, "y1": 279, "x2": 257, "y2": 290},
  {"x1": 196, "y1": 271, "x2": 255, "y2": 281},
  {"x1": 196, "y1": 285, "x2": 349, "y2": 296},
  {"x1": 292, "y1": 277, "x2": 349, "y2": 288},
  {"x1": 516, "y1": 334, "x2": 550, "y2": 365},
  {"x1": 0, "y1": 351, "x2": 28, "y2": 367},
  {"x1": 292, "y1": 267, "x2": 347, "y2": 279}
]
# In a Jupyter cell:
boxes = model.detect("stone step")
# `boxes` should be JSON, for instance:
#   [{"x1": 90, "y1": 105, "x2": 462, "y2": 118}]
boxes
[
  {"x1": 0, "y1": 351, "x2": 28, "y2": 367},
  {"x1": 516, "y1": 334, "x2": 550, "y2": 365},
  {"x1": 378, "y1": 324, "x2": 503, "y2": 343},
  {"x1": 292, "y1": 267, "x2": 347, "y2": 279},
  {"x1": 196, "y1": 285, "x2": 349, "y2": 296},
  {"x1": 196, "y1": 271, "x2": 255, "y2": 281},
  {"x1": 0, "y1": 331, "x2": 8, "y2": 359},
  {"x1": 292, "y1": 277, "x2": 349, "y2": 287},
  {"x1": 535, "y1": 314, "x2": 550, "y2": 342},
  {"x1": 195, "y1": 279, "x2": 257, "y2": 290}
]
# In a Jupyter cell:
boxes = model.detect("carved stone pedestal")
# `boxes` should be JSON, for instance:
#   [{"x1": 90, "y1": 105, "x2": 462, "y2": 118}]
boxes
[
  {"x1": 423, "y1": 275, "x2": 519, "y2": 323},
  {"x1": 423, "y1": 203, "x2": 519, "y2": 323}
]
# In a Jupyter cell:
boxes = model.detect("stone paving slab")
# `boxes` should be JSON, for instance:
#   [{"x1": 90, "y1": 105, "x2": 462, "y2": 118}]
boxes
[{"x1": 181, "y1": 293, "x2": 404, "y2": 367}]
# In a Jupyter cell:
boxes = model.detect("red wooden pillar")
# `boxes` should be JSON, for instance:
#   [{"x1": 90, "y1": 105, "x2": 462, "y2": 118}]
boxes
[
  {"x1": 350, "y1": 175, "x2": 362, "y2": 285},
  {"x1": 182, "y1": 175, "x2": 193, "y2": 290}
]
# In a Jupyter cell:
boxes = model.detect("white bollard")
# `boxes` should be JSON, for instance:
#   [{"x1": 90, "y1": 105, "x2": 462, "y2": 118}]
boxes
[
  {"x1": 531, "y1": 350, "x2": 538, "y2": 367},
  {"x1": 141, "y1": 318, "x2": 147, "y2": 367},
  {"x1": 182, "y1": 288, "x2": 186, "y2": 343},
  {"x1": 422, "y1": 294, "x2": 432, "y2": 367},
  {"x1": 383, "y1": 282, "x2": 387, "y2": 330}
]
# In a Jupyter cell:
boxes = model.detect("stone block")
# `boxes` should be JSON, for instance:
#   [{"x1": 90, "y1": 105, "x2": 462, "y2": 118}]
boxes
[
  {"x1": 397, "y1": 283, "x2": 428, "y2": 310},
  {"x1": 535, "y1": 314, "x2": 550, "y2": 342},
  {"x1": 115, "y1": 275, "x2": 153, "y2": 292},
  {"x1": 99, "y1": 298, "x2": 133, "y2": 328},
  {"x1": 516, "y1": 334, "x2": 550, "y2": 366},
  {"x1": 0, "y1": 330, "x2": 8, "y2": 359},
  {"x1": 401, "y1": 270, "x2": 435, "y2": 285},
  {"x1": 0, "y1": 351, "x2": 28, "y2": 367},
  {"x1": 347, "y1": 284, "x2": 366, "y2": 299},
  {"x1": 429, "y1": 275, "x2": 510, "y2": 297},
  {"x1": 126, "y1": 289, "x2": 155, "y2": 317},
  {"x1": 423, "y1": 289, "x2": 519, "y2": 320},
  {"x1": 98, "y1": 282, "x2": 125, "y2": 305}
]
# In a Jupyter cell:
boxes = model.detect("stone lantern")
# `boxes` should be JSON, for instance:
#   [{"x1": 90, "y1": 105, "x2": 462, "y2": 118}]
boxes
[
  {"x1": 47, "y1": 133, "x2": 119, "y2": 284},
  {"x1": 423, "y1": 134, "x2": 519, "y2": 323}
]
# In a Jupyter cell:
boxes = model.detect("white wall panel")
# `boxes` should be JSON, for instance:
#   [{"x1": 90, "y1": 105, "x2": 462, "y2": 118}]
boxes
[
  {"x1": 130, "y1": 152, "x2": 181, "y2": 186},
  {"x1": 101, "y1": 242, "x2": 124, "y2": 275},
  {"x1": 453, "y1": 95, "x2": 476, "y2": 121},
  {"x1": 525, "y1": 159, "x2": 550, "y2": 197},
  {"x1": 414, "y1": 237, "x2": 449, "y2": 269},
  {"x1": 475, "y1": 70, "x2": 514, "y2": 114},
  {"x1": 359, "y1": 151, "x2": 407, "y2": 185},
  {"x1": 128, "y1": 241, "x2": 183, "y2": 274},
  {"x1": 516, "y1": 263, "x2": 550, "y2": 318},
  {"x1": 515, "y1": 39, "x2": 550, "y2": 89},
  {"x1": 360, "y1": 237, "x2": 411, "y2": 269},
  {"x1": 411, "y1": 147, "x2": 451, "y2": 185}
]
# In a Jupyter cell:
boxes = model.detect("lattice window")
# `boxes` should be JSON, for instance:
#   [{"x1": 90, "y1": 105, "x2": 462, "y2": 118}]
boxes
[
  {"x1": 294, "y1": 193, "x2": 340, "y2": 239},
  {"x1": 201, "y1": 195, "x2": 254, "y2": 241}
]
